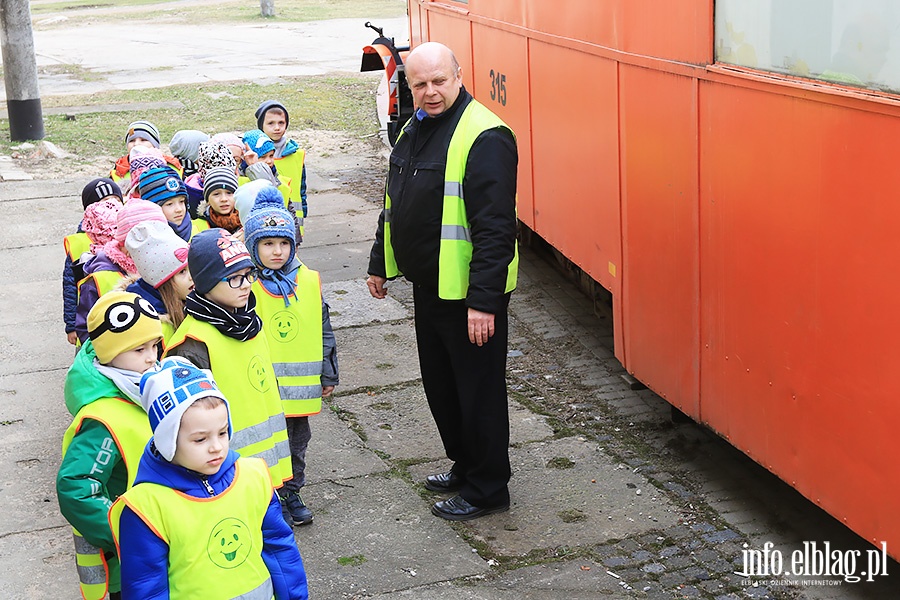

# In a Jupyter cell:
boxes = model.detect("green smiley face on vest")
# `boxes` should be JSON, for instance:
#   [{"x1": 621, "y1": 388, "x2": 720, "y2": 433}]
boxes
[
  {"x1": 207, "y1": 518, "x2": 252, "y2": 569},
  {"x1": 269, "y1": 310, "x2": 299, "y2": 343},
  {"x1": 247, "y1": 355, "x2": 271, "y2": 393}
]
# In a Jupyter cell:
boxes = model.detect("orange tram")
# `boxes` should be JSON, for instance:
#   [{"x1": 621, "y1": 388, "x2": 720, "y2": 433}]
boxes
[{"x1": 405, "y1": 0, "x2": 900, "y2": 559}]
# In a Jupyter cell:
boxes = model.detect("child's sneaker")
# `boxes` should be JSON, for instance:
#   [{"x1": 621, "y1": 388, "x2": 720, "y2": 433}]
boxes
[{"x1": 280, "y1": 491, "x2": 313, "y2": 526}]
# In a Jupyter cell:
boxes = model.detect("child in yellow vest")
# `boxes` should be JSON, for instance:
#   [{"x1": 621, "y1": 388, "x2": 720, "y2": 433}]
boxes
[
  {"x1": 199, "y1": 166, "x2": 242, "y2": 236},
  {"x1": 241, "y1": 128, "x2": 298, "y2": 239},
  {"x1": 110, "y1": 357, "x2": 308, "y2": 599},
  {"x1": 244, "y1": 186, "x2": 339, "y2": 526},
  {"x1": 164, "y1": 229, "x2": 292, "y2": 487},
  {"x1": 65, "y1": 182, "x2": 123, "y2": 346},
  {"x1": 123, "y1": 221, "x2": 193, "y2": 347},
  {"x1": 255, "y1": 100, "x2": 308, "y2": 222},
  {"x1": 75, "y1": 199, "x2": 167, "y2": 344},
  {"x1": 57, "y1": 291, "x2": 164, "y2": 600}
]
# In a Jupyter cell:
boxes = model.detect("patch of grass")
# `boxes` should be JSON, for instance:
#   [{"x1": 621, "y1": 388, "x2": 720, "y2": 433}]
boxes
[
  {"x1": 557, "y1": 509, "x2": 587, "y2": 523},
  {"x1": 0, "y1": 74, "x2": 380, "y2": 159},
  {"x1": 375, "y1": 362, "x2": 394, "y2": 370},
  {"x1": 369, "y1": 401, "x2": 393, "y2": 410},
  {"x1": 33, "y1": 0, "x2": 406, "y2": 27},
  {"x1": 337, "y1": 554, "x2": 367, "y2": 567},
  {"x1": 546, "y1": 456, "x2": 576, "y2": 469}
]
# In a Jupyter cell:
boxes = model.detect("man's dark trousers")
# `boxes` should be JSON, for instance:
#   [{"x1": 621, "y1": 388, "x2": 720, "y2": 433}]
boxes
[{"x1": 413, "y1": 284, "x2": 511, "y2": 509}]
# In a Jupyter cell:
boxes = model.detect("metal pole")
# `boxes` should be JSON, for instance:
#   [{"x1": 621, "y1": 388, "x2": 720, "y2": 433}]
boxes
[{"x1": 0, "y1": 0, "x2": 44, "y2": 141}]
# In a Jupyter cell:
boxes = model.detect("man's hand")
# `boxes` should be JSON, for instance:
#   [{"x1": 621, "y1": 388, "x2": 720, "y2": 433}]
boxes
[
  {"x1": 366, "y1": 275, "x2": 388, "y2": 299},
  {"x1": 67, "y1": 331, "x2": 78, "y2": 346},
  {"x1": 467, "y1": 308, "x2": 495, "y2": 346},
  {"x1": 322, "y1": 385, "x2": 335, "y2": 398}
]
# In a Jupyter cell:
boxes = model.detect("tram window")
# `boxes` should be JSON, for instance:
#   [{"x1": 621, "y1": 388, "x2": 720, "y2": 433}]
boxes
[{"x1": 715, "y1": 0, "x2": 899, "y2": 94}]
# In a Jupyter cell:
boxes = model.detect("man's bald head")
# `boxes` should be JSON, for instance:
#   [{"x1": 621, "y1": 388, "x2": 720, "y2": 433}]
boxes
[{"x1": 405, "y1": 42, "x2": 463, "y2": 117}]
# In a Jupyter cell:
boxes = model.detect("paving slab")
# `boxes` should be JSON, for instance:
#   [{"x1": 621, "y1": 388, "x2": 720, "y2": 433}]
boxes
[
  {"x1": 295, "y1": 475, "x2": 490, "y2": 599},
  {"x1": 296, "y1": 240, "x2": 373, "y2": 283},
  {"x1": 323, "y1": 279, "x2": 409, "y2": 329},
  {"x1": 308, "y1": 192, "x2": 382, "y2": 218},
  {"x1": 0, "y1": 178, "x2": 81, "y2": 202},
  {"x1": 0, "y1": 318, "x2": 72, "y2": 376},
  {"x1": 0, "y1": 436, "x2": 68, "y2": 536},
  {"x1": 0, "y1": 371, "x2": 68, "y2": 443},
  {"x1": 332, "y1": 321, "x2": 421, "y2": 392},
  {"x1": 305, "y1": 400, "x2": 390, "y2": 483},
  {"x1": 0, "y1": 526, "x2": 78, "y2": 600},
  {"x1": 0, "y1": 195, "x2": 83, "y2": 250},
  {"x1": 335, "y1": 386, "x2": 555, "y2": 464},
  {"x1": 302, "y1": 202, "x2": 382, "y2": 248}
]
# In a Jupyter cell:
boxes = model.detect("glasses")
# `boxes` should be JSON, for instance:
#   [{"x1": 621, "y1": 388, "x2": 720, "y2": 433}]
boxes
[{"x1": 221, "y1": 269, "x2": 259, "y2": 288}]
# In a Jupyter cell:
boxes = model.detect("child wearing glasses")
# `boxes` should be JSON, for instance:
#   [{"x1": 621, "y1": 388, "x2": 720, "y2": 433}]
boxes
[
  {"x1": 243, "y1": 187, "x2": 339, "y2": 526},
  {"x1": 56, "y1": 291, "x2": 164, "y2": 600},
  {"x1": 165, "y1": 228, "x2": 292, "y2": 487}
]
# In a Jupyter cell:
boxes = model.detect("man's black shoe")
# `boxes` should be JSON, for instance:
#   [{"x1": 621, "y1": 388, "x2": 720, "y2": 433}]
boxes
[
  {"x1": 431, "y1": 495, "x2": 509, "y2": 521},
  {"x1": 424, "y1": 471, "x2": 464, "y2": 493}
]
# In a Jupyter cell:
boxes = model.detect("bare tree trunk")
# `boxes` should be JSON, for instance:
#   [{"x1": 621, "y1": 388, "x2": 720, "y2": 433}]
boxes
[{"x1": 260, "y1": 0, "x2": 274, "y2": 18}]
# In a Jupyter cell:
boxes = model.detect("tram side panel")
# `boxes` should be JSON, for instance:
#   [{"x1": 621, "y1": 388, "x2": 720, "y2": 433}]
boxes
[
  {"x1": 699, "y1": 82, "x2": 900, "y2": 550},
  {"x1": 619, "y1": 65, "x2": 700, "y2": 418}
]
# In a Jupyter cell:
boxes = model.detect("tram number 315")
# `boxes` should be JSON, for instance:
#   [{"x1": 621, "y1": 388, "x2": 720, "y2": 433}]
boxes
[{"x1": 489, "y1": 69, "x2": 507, "y2": 106}]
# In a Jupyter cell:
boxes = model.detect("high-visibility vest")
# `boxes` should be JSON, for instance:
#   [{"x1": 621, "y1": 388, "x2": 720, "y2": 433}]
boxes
[
  {"x1": 165, "y1": 317, "x2": 291, "y2": 486},
  {"x1": 274, "y1": 149, "x2": 306, "y2": 215},
  {"x1": 61, "y1": 397, "x2": 151, "y2": 600},
  {"x1": 191, "y1": 218, "x2": 210, "y2": 237},
  {"x1": 109, "y1": 458, "x2": 275, "y2": 600},
  {"x1": 77, "y1": 271, "x2": 126, "y2": 305},
  {"x1": 64, "y1": 232, "x2": 91, "y2": 263},
  {"x1": 383, "y1": 99, "x2": 518, "y2": 299},
  {"x1": 252, "y1": 266, "x2": 323, "y2": 417}
]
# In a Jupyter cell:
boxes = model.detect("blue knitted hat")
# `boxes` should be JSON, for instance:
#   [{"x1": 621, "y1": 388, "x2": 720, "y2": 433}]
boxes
[
  {"x1": 139, "y1": 166, "x2": 187, "y2": 205},
  {"x1": 244, "y1": 186, "x2": 296, "y2": 268},
  {"x1": 139, "y1": 356, "x2": 231, "y2": 461},
  {"x1": 242, "y1": 129, "x2": 275, "y2": 158}
]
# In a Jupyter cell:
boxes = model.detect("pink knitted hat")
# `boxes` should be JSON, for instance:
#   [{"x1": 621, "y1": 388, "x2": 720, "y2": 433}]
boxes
[
  {"x1": 115, "y1": 199, "x2": 166, "y2": 245},
  {"x1": 126, "y1": 221, "x2": 189, "y2": 288},
  {"x1": 81, "y1": 199, "x2": 121, "y2": 254}
]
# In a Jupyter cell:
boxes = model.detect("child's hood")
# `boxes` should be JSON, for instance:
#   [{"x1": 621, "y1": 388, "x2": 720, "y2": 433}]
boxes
[
  {"x1": 83, "y1": 250, "x2": 119, "y2": 275},
  {"x1": 276, "y1": 138, "x2": 300, "y2": 159},
  {"x1": 134, "y1": 443, "x2": 239, "y2": 497},
  {"x1": 63, "y1": 339, "x2": 129, "y2": 416}
]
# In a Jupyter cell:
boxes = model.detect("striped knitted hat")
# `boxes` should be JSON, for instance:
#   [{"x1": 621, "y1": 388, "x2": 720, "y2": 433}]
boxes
[
  {"x1": 81, "y1": 177, "x2": 123, "y2": 209},
  {"x1": 125, "y1": 120, "x2": 161, "y2": 148},
  {"x1": 203, "y1": 166, "x2": 239, "y2": 201},
  {"x1": 139, "y1": 166, "x2": 187, "y2": 205}
]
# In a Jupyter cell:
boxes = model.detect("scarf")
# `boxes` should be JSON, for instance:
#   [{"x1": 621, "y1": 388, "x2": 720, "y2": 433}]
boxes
[
  {"x1": 170, "y1": 214, "x2": 193, "y2": 242},
  {"x1": 185, "y1": 290, "x2": 262, "y2": 341},
  {"x1": 258, "y1": 257, "x2": 301, "y2": 308},
  {"x1": 207, "y1": 208, "x2": 242, "y2": 233},
  {"x1": 102, "y1": 239, "x2": 137, "y2": 274},
  {"x1": 94, "y1": 361, "x2": 153, "y2": 404}
]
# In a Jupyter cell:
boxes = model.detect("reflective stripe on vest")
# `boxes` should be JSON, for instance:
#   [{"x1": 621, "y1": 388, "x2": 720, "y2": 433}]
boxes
[
  {"x1": 109, "y1": 458, "x2": 275, "y2": 600},
  {"x1": 61, "y1": 397, "x2": 151, "y2": 600},
  {"x1": 383, "y1": 99, "x2": 518, "y2": 299},
  {"x1": 165, "y1": 318, "x2": 291, "y2": 486},
  {"x1": 64, "y1": 233, "x2": 90, "y2": 263},
  {"x1": 252, "y1": 266, "x2": 324, "y2": 417}
]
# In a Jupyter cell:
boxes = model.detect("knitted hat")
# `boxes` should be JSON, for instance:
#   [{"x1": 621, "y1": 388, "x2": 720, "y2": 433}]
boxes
[
  {"x1": 139, "y1": 166, "x2": 187, "y2": 205},
  {"x1": 203, "y1": 166, "x2": 239, "y2": 202},
  {"x1": 197, "y1": 141, "x2": 236, "y2": 180},
  {"x1": 210, "y1": 132, "x2": 243, "y2": 155},
  {"x1": 234, "y1": 180, "x2": 275, "y2": 226},
  {"x1": 188, "y1": 228, "x2": 254, "y2": 295},
  {"x1": 115, "y1": 199, "x2": 167, "y2": 245},
  {"x1": 88, "y1": 291, "x2": 163, "y2": 364},
  {"x1": 82, "y1": 199, "x2": 121, "y2": 253},
  {"x1": 128, "y1": 147, "x2": 167, "y2": 193},
  {"x1": 125, "y1": 120, "x2": 161, "y2": 149},
  {"x1": 139, "y1": 356, "x2": 231, "y2": 462},
  {"x1": 244, "y1": 186, "x2": 296, "y2": 267},
  {"x1": 126, "y1": 221, "x2": 190, "y2": 288},
  {"x1": 81, "y1": 178, "x2": 122, "y2": 208},
  {"x1": 169, "y1": 130, "x2": 209, "y2": 162},
  {"x1": 255, "y1": 100, "x2": 289, "y2": 130},
  {"x1": 243, "y1": 129, "x2": 275, "y2": 158}
]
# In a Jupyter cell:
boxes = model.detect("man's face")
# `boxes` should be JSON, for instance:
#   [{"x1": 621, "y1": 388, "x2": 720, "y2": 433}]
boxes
[{"x1": 406, "y1": 52, "x2": 463, "y2": 117}]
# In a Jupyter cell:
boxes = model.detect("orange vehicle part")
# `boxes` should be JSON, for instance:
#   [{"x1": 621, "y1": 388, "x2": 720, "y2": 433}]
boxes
[{"x1": 408, "y1": 0, "x2": 900, "y2": 558}]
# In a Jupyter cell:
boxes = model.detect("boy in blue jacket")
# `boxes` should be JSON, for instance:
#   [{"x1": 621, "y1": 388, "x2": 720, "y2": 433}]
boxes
[{"x1": 110, "y1": 357, "x2": 308, "y2": 600}]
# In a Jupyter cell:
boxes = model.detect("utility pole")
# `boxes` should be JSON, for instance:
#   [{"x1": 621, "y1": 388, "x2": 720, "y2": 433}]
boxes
[
  {"x1": 260, "y1": 0, "x2": 274, "y2": 18},
  {"x1": 0, "y1": 0, "x2": 44, "y2": 141}
]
